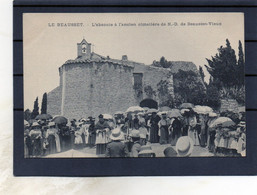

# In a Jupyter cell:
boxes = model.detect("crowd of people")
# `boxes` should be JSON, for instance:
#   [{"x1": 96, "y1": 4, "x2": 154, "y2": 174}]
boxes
[{"x1": 24, "y1": 105, "x2": 246, "y2": 158}]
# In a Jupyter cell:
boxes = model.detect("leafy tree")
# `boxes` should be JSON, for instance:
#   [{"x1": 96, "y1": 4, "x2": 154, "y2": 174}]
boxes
[
  {"x1": 173, "y1": 70, "x2": 206, "y2": 105},
  {"x1": 199, "y1": 66, "x2": 205, "y2": 82},
  {"x1": 205, "y1": 39, "x2": 238, "y2": 88},
  {"x1": 160, "y1": 56, "x2": 168, "y2": 68},
  {"x1": 152, "y1": 60, "x2": 159, "y2": 67},
  {"x1": 205, "y1": 83, "x2": 221, "y2": 110},
  {"x1": 157, "y1": 80, "x2": 173, "y2": 107},
  {"x1": 41, "y1": 92, "x2": 47, "y2": 114},
  {"x1": 205, "y1": 39, "x2": 245, "y2": 105},
  {"x1": 24, "y1": 109, "x2": 31, "y2": 121},
  {"x1": 31, "y1": 97, "x2": 39, "y2": 119},
  {"x1": 144, "y1": 85, "x2": 156, "y2": 98},
  {"x1": 152, "y1": 57, "x2": 172, "y2": 68},
  {"x1": 219, "y1": 86, "x2": 245, "y2": 105}
]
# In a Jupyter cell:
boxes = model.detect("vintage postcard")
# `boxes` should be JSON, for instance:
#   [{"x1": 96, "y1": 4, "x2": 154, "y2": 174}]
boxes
[{"x1": 23, "y1": 13, "x2": 245, "y2": 159}]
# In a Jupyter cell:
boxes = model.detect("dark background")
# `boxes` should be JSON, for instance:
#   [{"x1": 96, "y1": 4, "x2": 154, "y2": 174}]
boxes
[{"x1": 13, "y1": 0, "x2": 257, "y2": 176}]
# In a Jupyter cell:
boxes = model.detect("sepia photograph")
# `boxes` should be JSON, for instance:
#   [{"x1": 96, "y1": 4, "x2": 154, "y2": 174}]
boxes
[{"x1": 23, "y1": 13, "x2": 245, "y2": 158}]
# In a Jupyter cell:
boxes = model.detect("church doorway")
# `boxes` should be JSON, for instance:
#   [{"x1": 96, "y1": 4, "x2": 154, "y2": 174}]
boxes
[{"x1": 140, "y1": 99, "x2": 158, "y2": 109}]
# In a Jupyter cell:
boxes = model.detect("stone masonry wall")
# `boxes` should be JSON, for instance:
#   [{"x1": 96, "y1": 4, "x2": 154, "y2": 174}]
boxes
[
  {"x1": 170, "y1": 61, "x2": 205, "y2": 88},
  {"x1": 134, "y1": 64, "x2": 173, "y2": 105},
  {"x1": 170, "y1": 61, "x2": 199, "y2": 74},
  {"x1": 62, "y1": 62, "x2": 136, "y2": 119},
  {"x1": 47, "y1": 86, "x2": 61, "y2": 116}
]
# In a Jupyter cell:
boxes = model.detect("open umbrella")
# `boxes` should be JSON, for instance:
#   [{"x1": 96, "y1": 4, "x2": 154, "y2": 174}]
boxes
[
  {"x1": 193, "y1": 105, "x2": 213, "y2": 114},
  {"x1": 209, "y1": 112, "x2": 218, "y2": 117},
  {"x1": 102, "y1": 114, "x2": 113, "y2": 120},
  {"x1": 167, "y1": 109, "x2": 182, "y2": 118},
  {"x1": 159, "y1": 106, "x2": 172, "y2": 112},
  {"x1": 142, "y1": 107, "x2": 149, "y2": 111},
  {"x1": 24, "y1": 120, "x2": 29, "y2": 126},
  {"x1": 158, "y1": 111, "x2": 167, "y2": 116},
  {"x1": 180, "y1": 103, "x2": 194, "y2": 109},
  {"x1": 114, "y1": 111, "x2": 124, "y2": 115},
  {"x1": 180, "y1": 109, "x2": 190, "y2": 115},
  {"x1": 147, "y1": 108, "x2": 159, "y2": 114},
  {"x1": 35, "y1": 114, "x2": 53, "y2": 120},
  {"x1": 126, "y1": 106, "x2": 144, "y2": 113},
  {"x1": 209, "y1": 117, "x2": 235, "y2": 128},
  {"x1": 46, "y1": 149, "x2": 98, "y2": 158},
  {"x1": 52, "y1": 116, "x2": 68, "y2": 125}
]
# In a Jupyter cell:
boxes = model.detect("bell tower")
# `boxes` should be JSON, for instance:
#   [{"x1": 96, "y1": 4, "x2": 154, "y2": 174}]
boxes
[{"x1": 77, "y1": 38, "x2": 92, "y2": 59}]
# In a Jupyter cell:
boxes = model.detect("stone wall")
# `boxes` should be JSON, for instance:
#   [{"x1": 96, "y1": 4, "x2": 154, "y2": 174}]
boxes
[
  {"x1": 48, "y1": 60, "x2": 175, "y2": 119},
  {"x1": 134, "y1": 64, "x2": 173, "y2": 105},
  {"x1": 220, "y1": 99, "x2": 239, "y2": 113},
  {"x1": 170, "y1": 61, "x2": 205, "y2": 88},
  {"x1": 62, "y1": 62, "x2": 136, "y2": 119},
  {"x1": 170, "y1": 61, "x2": 199, "y2": 74},
  {"x1": 47, "y1": 86, "x2": 61, "y2": 116}
]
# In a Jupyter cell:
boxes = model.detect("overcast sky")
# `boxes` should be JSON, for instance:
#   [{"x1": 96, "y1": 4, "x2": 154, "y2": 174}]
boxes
[{"x1": 23, "y1": 13, "x2": 244, "y2": 110}]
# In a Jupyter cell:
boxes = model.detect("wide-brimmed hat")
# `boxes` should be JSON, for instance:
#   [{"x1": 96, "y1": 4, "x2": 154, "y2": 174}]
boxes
[
  {"x1": 163, "y1": 147, "x2": 177, "y2": 157},
  {"x1": 131, "y1": 130, "x2": 140, "y2": 138},
  {"x1": 138, "y1": 145, "x2": 155, "y2": 156},
  {"x1": 48, "y1": 122, "x2": 55, "y2": 127},
  {"x1": 158, "y1": 111, "x2": 167, "y2": 116},
  {"x1": 175, "y1": 136, "x2": 194, "y2": 157},
  {"x1": 31, "y1": 122, "x2": 40, "y2": 128},
  {"x1": 109, "y1": 128, "x2": 124, "y2": 141}
]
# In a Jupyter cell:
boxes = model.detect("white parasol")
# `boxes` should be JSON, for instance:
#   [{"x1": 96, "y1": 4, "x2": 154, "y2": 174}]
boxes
[
  {"x1": 114, "y1": 111, "x2": 124, "y2": 115},
  {"x1": 126, "y1": 106, "x2": 144, "y2": 113},
  {"x1": 209, "y1": 117, "x2": 235, "y2": 128},
  {"x1": 193, "y1": 105, "x2": 213, "y2": 114},
  {"x1": 159, "y1": 106, "x2": 172, "y2": 112},
  {"x1": 102, "y1": 114, "x2": 113, "y2": 120},
  {"x1": 167, "y1": 109, "x2": 182, "y2": 118}
]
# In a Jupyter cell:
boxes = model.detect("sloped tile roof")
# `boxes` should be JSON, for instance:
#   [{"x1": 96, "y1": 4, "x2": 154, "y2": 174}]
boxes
[{"x1": 63, "y1": 52, "x2": 143, "y2": 68}]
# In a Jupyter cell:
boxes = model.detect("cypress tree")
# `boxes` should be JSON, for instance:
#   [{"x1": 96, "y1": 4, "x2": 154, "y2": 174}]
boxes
[
  {"x1": 199, "y1": 66, "x2": 205, "y2": 82},
  {"x1": 31, "y1": 97, "x2": 39, "y2": 119},
  {"x1": 41, "y1": 93, "x2": 47, "y2": 114},
  {"x1": 237, "y1": 40, "x2": 245, "y2": 86},
  {"x1": 205, "y1": 39, "x2": 238, "y2": 88}
]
